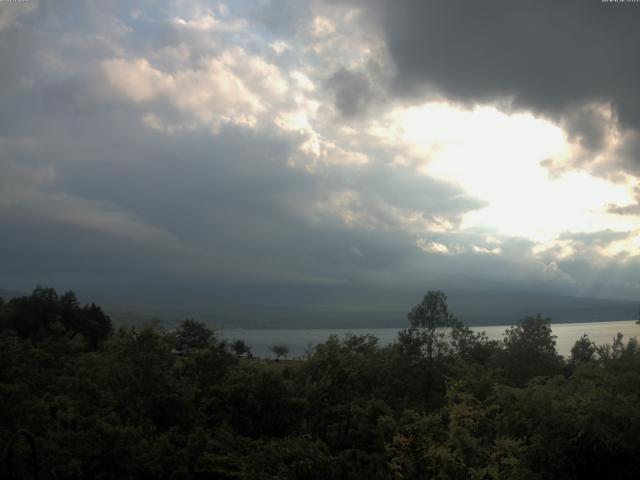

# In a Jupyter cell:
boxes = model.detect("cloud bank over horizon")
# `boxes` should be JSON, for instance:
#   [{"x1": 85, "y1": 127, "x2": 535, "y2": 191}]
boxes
[{"x1": 2, "y1": 0, "x2": 640, "y2": 321}]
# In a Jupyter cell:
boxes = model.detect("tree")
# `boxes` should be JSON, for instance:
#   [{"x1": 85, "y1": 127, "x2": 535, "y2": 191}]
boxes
[
  {"x1": 503, "y1": 315, "x2": 557, "y2": 355},
  {"x1": 6, "y1": 286, "x2": 60, "y2": 340},
  {"x1": 596, "y1": 333, "x2": 640, "y2": 372},
  {"x1": 395, "y1": 291, "x2": 467, "y2": 407},
  {"x1": 77, "y1": 303, "x2": 112, "y2": 349},
  {"x1": 398, "y1": 290, "x2": 469, "y2": 366},
  {"x1": 408, "y1": 290, "x2": 457, "y2": 329},
  {"x1": 403, "y1": 290, "x2": 464, "y2": 362},
  {"x1": 231, "y1": 339, "x2": 252, "y2": 357},
  {"x1": 0, "y1": 287, "x2": 112, "y2": 349},
  {"x1": 498, "y1": 315, "x2": 562, "y2": 386},
  {"x1": 270, "y1": 344, "x2": 289, "y2": 360},
  {"x1": 174, "y1": 319, "x2": 215, "y2": 354},
  {"x1": 242, "y1": 436, "x2": 336, "y2": 479},
  {"x1": 570, "y1": 334, "x2": 596, "y2": 365}
]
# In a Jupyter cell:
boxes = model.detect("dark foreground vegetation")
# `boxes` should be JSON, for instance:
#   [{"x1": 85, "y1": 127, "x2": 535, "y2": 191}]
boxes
[{"x1": 2, "y1": 287, "x2": 640, "y2": 479}]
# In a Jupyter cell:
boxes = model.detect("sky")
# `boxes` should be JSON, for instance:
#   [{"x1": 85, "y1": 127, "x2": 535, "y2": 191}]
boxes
[{"x1": 1, "y1": 0, "x2": 640, "y2": 325}]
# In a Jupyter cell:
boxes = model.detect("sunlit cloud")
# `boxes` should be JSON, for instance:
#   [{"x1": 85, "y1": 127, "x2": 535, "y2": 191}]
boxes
[{"x1": 376, "y1": 102, "x2": 640, "y2": 250}]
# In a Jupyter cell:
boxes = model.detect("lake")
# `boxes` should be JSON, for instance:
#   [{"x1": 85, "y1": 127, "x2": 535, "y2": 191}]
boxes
[{"x1": 221, "y1": 320, "x2": 640, "y2": 359}]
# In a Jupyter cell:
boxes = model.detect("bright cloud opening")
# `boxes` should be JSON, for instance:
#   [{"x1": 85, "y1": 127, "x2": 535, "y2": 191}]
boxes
[{"x1": 396, "y1": 103, "x2": 640, "y2": 247}]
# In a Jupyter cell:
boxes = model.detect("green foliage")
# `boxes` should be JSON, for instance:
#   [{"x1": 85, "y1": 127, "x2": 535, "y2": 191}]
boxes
[
  {"x1": 2, "y1": 287, "x2": 640, "y2": 479},
  {"x1": 395, "y1": 291, "x2": 498, "y2": 409},
  {"x1": 242, "y1": 436, "x2": 336, "y2": 479},
  {"x1": 496, "y1": 314, "x2": 563, "y2": 386},
  {"x1": 387, "y1": 386, "x2": 526, "y2": 480},
  {"x1": 0, "y1": 286, "x2": 112, "y2": 349},
  {"x1": 570, "y1": 334, "x2": 597, "y2": 365},
  {"x1": 270, "y1": 343, "x2": 290, "y2": 359},
  {"x1": 405, "y1": 290, "x2": 463, "y2": 359},
  {"x1": 491, "y1": 368, "x2": 640, "y2": 479},
  {"x1": 230, "y1": 338, "x2": 252, "y2": 357},
  {"x1": 173, "y1": 318, "x2": 216, "y2": 354}
]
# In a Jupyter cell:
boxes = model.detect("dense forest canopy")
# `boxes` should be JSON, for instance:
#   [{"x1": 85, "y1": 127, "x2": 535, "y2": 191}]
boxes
[{"x1": 1, "y1": 287, "x2": 640, "y2": 479}]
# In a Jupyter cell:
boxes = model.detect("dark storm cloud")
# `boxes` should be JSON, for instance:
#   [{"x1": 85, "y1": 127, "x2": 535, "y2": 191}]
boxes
[
  {"x1": 354, "y1": 0, "x2": 640, "y2": 132},
  {"x1": 614, "y1": 132, "x2": 640, "y2": 174},
  {"x1": 561, "y1": 104, "x2": 614, "y2": 153},
  {"x1": 326, "y1": 67, "x2": 375, "y2": 117},
  {"x1": 552, "y1": 253, "x2": 640, "y2": 300}
]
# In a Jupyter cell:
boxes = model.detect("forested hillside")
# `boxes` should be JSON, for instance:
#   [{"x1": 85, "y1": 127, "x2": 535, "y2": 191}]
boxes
[{"x1": 2, "y1": 288, "x2": 640, "y2": 479}]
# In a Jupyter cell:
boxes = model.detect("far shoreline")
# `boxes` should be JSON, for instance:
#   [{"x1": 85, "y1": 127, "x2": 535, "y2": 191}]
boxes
[{"x1": 220, "y1": 320, "x2": 640, "y2": 359}]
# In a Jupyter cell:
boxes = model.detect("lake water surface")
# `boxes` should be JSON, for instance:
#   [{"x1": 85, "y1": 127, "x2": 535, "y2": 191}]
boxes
[{"x1": 221, "y1": 320, "x2": 640, "y2": 359}]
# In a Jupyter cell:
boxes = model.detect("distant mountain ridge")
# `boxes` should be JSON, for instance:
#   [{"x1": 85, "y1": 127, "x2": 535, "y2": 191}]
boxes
[
  {"x1": 445, "y1": 290, "x2": 638, "y2": 327},
  {"x1": 2, "y1": 287, "x2": 637, "y2": 329},
  {"x1": 128, "y1": 289, "x2": 639, "y2": 329},
  {"x1": 0, "y1": 289, "x2": 26, "y2": 300}
]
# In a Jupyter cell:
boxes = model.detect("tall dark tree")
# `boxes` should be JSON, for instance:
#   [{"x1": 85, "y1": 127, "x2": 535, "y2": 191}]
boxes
[
  {"x1": 396, "y1": 291, "x2": 466, "y2": 408},
  {"x1": 174, "y1": 318, "x2": 215, "y2": 354},
  {"x1": 231, "y1": 339, "x2": 252, "y2": 357},
  {"x1": 1, "y1": 286, "x2": 59, "y2": 340},
  {"x1": 79, "y1": 303, "x2": 112, "y2": 350},
  {"x1": 270, "y1": 344, "x2": 289, "y2": 360},
  {"x1": 570, "y1": 334, "x2": 597, "y2": 365},
  {"x1": 58, "y1": 290, "x2": 81, "y2": 331},
  {"x1": 498, "y1": 315, "x2": 562, "y2": 386},
  {"x1": 401, "y1": 290, "x2": 463, "y2": 363}
]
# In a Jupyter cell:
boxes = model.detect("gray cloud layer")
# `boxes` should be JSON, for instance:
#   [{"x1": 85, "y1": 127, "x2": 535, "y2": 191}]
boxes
[{"x1": 1, "y1": 1, "x2": 639, "y2": 325}]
